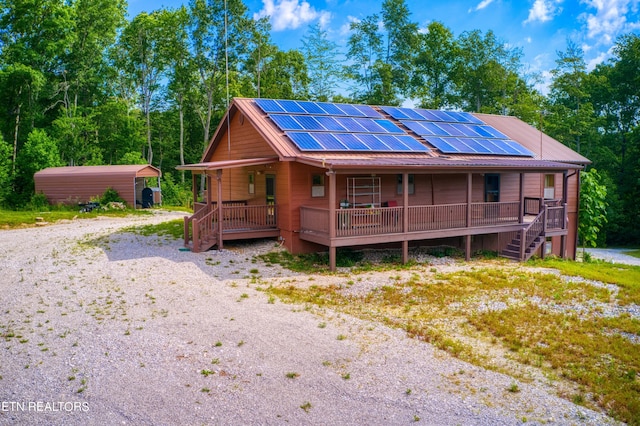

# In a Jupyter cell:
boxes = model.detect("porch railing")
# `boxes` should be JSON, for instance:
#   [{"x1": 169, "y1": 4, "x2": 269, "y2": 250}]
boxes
[
  {"x1": 185, "y1": 204, "x2": 278, "y2": 252},
  {"x1": 301, "y1": 201, "x2": 523, "y2": 237}
]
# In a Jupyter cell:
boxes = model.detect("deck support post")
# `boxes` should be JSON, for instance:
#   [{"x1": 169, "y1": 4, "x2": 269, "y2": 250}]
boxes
[
  {"x1": 328, "y1": 170, "x2": 337, "y2": 271},
  {"x1": 465, "y1": 235, "x2": 471, "y2": 261},
  {"x1": 519, "y1": 173, "x2": 525, "y2": 223},
  {"x1": 465, "y1": 173, "x2": 472, "y2": 261},
  {"x1": 216, "y1": 170, "x2": 223, "y2": 249},
  {"x1": 560, "y1": 171, "x2": 568, "y2": 259},
  {"x1": 402, "y1": 172, "x2": 409, "y2": 264}
]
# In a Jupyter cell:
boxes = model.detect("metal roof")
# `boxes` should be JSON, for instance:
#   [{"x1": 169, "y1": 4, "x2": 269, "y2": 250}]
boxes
[
  {"x1": 35, "y1": 165, "x2": 161, "y2": 177},
  {"x1": 194, "y1": 98, "x2": 589, "y2": 172}
]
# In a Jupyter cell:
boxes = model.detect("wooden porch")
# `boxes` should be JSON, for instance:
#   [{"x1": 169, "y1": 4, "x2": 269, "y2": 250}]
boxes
[
  {"x1": 184, "y1": 203, "x2": 279, "y2": 253},
  {"x1": 300, "y1": 197, "x2": 567, "y2": 266}
]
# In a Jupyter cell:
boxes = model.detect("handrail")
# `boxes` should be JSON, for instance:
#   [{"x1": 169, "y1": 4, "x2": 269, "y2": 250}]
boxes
[
  {"x1": 184, "y1": 203, "x2": 215, "y2": 250},
  {"x1": 191, "y1": 206, "x2": 218, "y2": 253},
  {"x1": 520, "y1": 206, "x2": 546, "y2": 260}
]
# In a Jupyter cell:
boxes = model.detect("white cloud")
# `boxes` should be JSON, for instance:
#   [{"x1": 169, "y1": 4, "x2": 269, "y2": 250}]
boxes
[
  {"x1": 524, "y1": 0, "x2": 563, "y2": 24},
  {"x1": 586, "y1": 50, "x2": 608, "y2": 70},
  {"x1": 468, "y1": 0, "x2": 496, "y2": 13},
  {"x1": 253, "y1": 0, "x2": 331, "y2": 31},
  {"x1": 580, "y1": 0, "x2": 640, "y2": 45}
]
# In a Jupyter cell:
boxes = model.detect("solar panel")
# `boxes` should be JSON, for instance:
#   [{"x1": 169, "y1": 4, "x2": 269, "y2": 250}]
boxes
[
  {"x1": 297, "y1": 100, "x2": 326, "y2": 114},
  {"x1": 255, "y1": 98, "x2": 530, "y2": 156},
  {"x1": 277, "y1": 99, "x2": 306, "y2": 113},
  {"x1": 356, "y1": 133, "x2": 393, "y2": 151},
  {"x1": 270, "y1": 114, "x2": 303, "y2": 130},
  {"x1": 255, "y1": 98, "x2": 285, "y2": 113},
  {"x1": 334, "y1": 133, "x2": 371, "y2": 150},
  {"x1": 288, "y1": 132, "x2": 323, "y2": 150}
]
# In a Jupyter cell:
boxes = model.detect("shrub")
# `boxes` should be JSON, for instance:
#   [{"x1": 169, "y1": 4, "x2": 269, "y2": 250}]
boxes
[{"x1": 100, "y1": 187, "x2": 125, "y2": 205}]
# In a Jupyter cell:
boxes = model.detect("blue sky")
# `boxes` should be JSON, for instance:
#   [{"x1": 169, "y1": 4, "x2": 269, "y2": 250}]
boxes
[{"x1": 128, "y1": 0, "x2": 640, "y2": 92}]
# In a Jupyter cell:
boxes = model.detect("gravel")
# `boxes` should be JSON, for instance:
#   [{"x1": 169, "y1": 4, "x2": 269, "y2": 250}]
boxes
[{"x1": 0, "y1": 211, "x2": 620, "y2": 425}]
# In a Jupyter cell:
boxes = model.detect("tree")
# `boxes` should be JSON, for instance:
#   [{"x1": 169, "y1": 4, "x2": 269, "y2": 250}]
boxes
[
  {"x1": 410, "y1": 21, "x2": 458, "y2": 109},
  {"x1": 579, "y1": 169, "x2": 608, "y2": 253},
  {"x1": 345, "y1": 15, "x2": 383, "y2": 103},
  {"x1": 188, "y1": 0, "x2": 251, "y2": 154},
  {"x1": 454, "y1": 29, "x2": 524, "y2": 113},
  {"x1": 545, "y1": 40, "x2": 596, "y2": 154},
  {"x1": 164, "y1": 6, "x2": 193, "y2": 179},
  {"x1": 0, "y1": 135, "x2": 12, "y2": 206},
  {"x1": 0, "y1": 65, "x2": 46, "y2": 169},
  {"x1": 14, "y1": 129, "x2": 62, "y2": 200},
  {"x1": 115, "y1": 10, "x2": 177, "y2": 165},
  {"x1": 301, "y1": 23, "x2": 342, "y2": 101}
]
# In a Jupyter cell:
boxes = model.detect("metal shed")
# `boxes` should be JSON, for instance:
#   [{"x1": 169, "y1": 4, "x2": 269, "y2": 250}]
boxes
[{"x1": 34, "y1": 165, "x2": 161, "y2": 208}]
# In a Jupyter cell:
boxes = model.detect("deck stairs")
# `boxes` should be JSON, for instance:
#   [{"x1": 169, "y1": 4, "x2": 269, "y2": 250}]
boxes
[
  {"x1": 500, "y1": 209, "x2": 546, "y2": 261},
  {"x1": 501, "y1": 232, "x2": 545, "y2": 261}
]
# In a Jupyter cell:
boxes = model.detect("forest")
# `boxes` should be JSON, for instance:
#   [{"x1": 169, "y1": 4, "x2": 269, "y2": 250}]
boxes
[{"x1": 0, "y1": 0, "x2": 638, "y2": 246}]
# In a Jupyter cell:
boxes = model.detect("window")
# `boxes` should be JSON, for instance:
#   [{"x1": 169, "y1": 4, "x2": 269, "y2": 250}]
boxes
[
  {"x1": 484, "y1": 174, "x2": 500, "y2": 202},
  {"x1": 544, "y1": 174, "x2": 555, "y2": 199},
  {"x1": 248, "y1": 172, "x2": 255, "y2": 194},
  {"x1": 396, "y1": 174, "x2": 415, "y2": 195},
  {"x1": 311, "y1": 174, "x2": 325, "y2": 197}
]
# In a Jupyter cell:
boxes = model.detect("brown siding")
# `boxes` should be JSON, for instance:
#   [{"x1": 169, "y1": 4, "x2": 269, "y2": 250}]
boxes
[{"x1": 34, "y1": 166, "x2": 160, "y2": 208}]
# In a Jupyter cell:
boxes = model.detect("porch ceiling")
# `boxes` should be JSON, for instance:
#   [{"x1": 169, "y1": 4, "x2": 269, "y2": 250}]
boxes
[{"x1": 176, "y1": 157, "x2": 279, "y2": 172}]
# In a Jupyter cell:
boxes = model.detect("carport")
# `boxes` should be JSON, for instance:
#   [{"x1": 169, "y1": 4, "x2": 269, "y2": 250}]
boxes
[{"x1": 34, "y1": 165, "x2": 161, "y2": 208}]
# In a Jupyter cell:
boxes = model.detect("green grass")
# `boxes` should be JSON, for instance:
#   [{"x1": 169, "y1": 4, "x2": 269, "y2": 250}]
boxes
[
  {"x1": 531, "y1": 258, "x2": 640, "y2": 305},
  {"x1": 121, "y1": 219, "x2": 185, "y2": 239},
  {"x1": 0, "y1": 207, "x2": 150, "y2": 229},
  {"x1": 267, "y1": 260, "x2": 640, "y2": 424},
  {"x1": 623, "y1": 249, "x2": 640, "y2": 259}
]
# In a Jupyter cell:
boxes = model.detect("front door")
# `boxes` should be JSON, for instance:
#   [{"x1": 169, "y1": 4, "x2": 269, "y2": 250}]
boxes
[{"x1": 266, "y1": 174, "x2": 276, "y2": 224}]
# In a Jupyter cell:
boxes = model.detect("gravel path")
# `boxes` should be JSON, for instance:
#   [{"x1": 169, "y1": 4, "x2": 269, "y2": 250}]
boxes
[
  {"x1": 585, "y1": 248, "x2": 640, "y2": 266},
  {"x1": 0, "y1": 212, "x2": 619, "y2": 425}
]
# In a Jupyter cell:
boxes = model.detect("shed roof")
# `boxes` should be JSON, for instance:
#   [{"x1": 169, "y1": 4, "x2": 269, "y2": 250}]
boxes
[{"x1": 35, "y1": 165, "x2": 161, "y2": 178}]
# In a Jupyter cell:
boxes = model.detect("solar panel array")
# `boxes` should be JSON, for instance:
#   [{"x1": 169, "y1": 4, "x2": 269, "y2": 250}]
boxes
[
  {"x1": 254, "y1": 98, "x2": 533, "y2": 157},
  {"x1": 380, "y1": 106, "x2": 534, "y2": 156},
  {"x1": 255, "y1": 99, "x2": 429, "y2": 152}
]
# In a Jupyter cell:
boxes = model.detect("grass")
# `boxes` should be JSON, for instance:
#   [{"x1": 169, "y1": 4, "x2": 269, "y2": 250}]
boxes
[
  {"x1": 0, "y1": 207, "x2": 150, "y2": 229},
  {"x1": 266, "y1": 259, "x2": 640, "y2": 424},
  {"x1": 120, "y1": 218, "x2": 185, "y2": 239}
]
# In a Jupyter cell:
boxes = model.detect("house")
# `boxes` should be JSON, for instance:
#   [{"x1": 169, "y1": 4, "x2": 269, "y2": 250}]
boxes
[
  {"x1": 34, "y1": 165, "x2": 162, "y2": 208},
  {"x1": 177, "y1": 98, "x2": 589, "y2": 270}
]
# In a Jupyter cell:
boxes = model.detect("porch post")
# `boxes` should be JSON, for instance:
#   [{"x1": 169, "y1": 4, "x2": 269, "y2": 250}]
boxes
[
  {"x1": 328, "y1": 170, "x2": 337, "y2": 271},
  {"x1": 216, "y1": 170, "x2": 223, "y2": 249},
  {"x1": 192, "y1": 174, "x2": 197, "y2": 204},
  {"x1": 465, "y1": 173, "x2": 472, "y2": 261},
  {"x1": 560, "y1": 171, "x2": 568, "y2": 258},
  {"x1": 402, "y1": 172, "x2": 409, "y2": 264},
  {"x1": 519, "y1": 173, "x2": 525, "y2": 223}
]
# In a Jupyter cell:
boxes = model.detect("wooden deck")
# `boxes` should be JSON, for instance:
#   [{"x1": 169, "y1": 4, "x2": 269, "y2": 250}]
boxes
[
  {"x1": 299, "y1": 201, "x2": 567, "y2": 247},
  {"x1": 184, "y1": 199, "x2": 567, "y2": 257},
  {"x1": 184, "y1": 203, "x2": 279, "y2": 252}
]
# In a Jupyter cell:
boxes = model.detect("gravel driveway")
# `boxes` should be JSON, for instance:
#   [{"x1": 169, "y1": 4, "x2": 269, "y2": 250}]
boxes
[
  {"x1": 0, "y1": 212, "x2": 618, "y2": 425},
  {"x1": 585, "y1": 248, "x2": 640, "y2": 266}
]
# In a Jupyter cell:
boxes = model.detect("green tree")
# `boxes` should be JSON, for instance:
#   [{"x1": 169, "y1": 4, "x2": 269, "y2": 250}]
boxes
[
  {"x1": 301, "y1": 23, "x2": 342, "y2": 101},
  {"x1": 0, "y1": 135, "x2": 12, "y2": 206},
  {"x1": 345, "y1": 15, "x2": 383, "y2": 103},
  {"x1": 116, "y1": 10, "x2": 177, "y2": 164},
  {"x1": 258, "y1": 50, "x2": 309, "y2": 99},
  {"x1": 410, "y1": 21, "x2": 458, "y2": 109},
  {"x1": 454, "y1": 29, "x2": 524, "y2": 113},
  {"x1": 545, "y1": 40, "x2": 596, "y2": 154},
  {"x1": 188, "y1": 0, "x2": 251, "y2": 153},
  {"x1": 579, "y1": 169, "x2": 608, "y2": 252},
  {"x1": 0, "y1": 65, "x2": 45, "y2": 171},
  {"x1": 14, "y1": 129, "x2": 62, "y2": 202}
]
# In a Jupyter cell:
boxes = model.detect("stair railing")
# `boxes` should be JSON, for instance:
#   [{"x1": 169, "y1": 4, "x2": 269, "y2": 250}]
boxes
[
  {"x1": 184, "y1": 204, "x2": 217, "y2": 252},
  {"x1": 520, "y1": 205, "x2": 547, "y2": 261}
]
